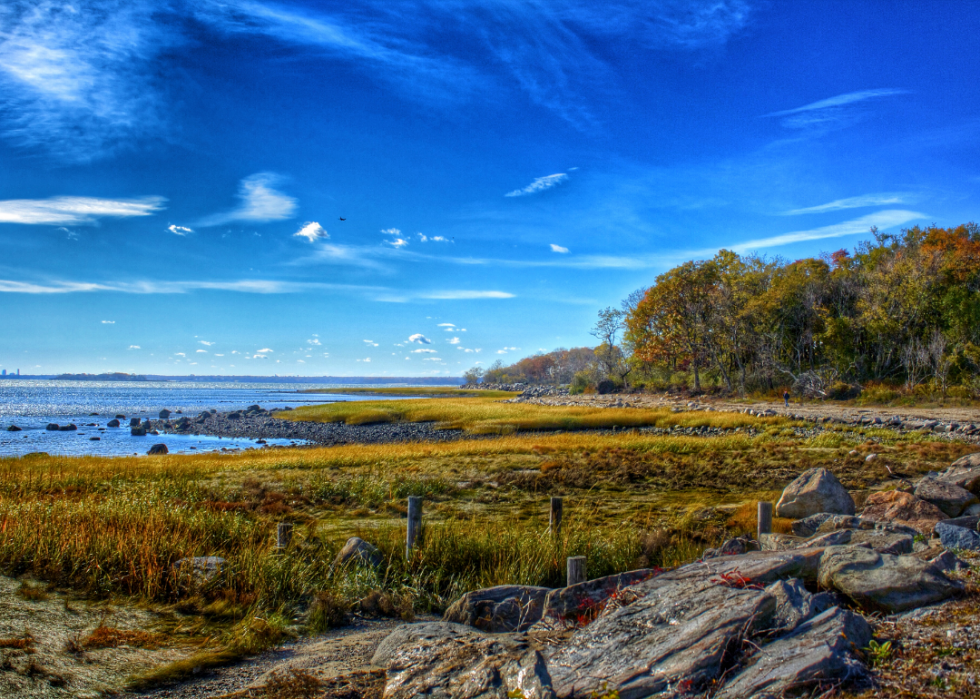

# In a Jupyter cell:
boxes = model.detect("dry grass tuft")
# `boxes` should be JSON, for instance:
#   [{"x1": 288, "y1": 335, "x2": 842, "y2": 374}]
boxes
[{"x1": 81, "y1": 625, "x2": 161, "y2": 650}]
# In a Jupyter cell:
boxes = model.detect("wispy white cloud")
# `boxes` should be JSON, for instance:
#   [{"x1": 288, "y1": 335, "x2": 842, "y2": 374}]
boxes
[
  {"x1": 294, "y1": 221, "x2": 329, "y2": 242},
  {"x1": 0, "y1": 195, "x2": 165, "y2": 225},
  {"x1": 764, "y1": 88, "x2": 909, "y2": 130},
  {"x1": 307, "y1": 338, "x2": 321, "y2": 345},
  {"x1": 0, "y1": 278, "x2": 389, "y2": 294},
  {"x1": 128, "y1": 345, "x2": 140, "y2": 349},
  {"x1": 727, "y1": 210, "x2": 926, "y2": 254},
  {"x1": 550, "y1": 243, "x2": 570, "y2": 253},
  {"x1": 408, "y1": 333, "x2": 431, "y2": 344},
  {"x1": 447, "y1": 337, "x2": 460, "y2": 344},
  {"x1": 199, "y1": 340, "x2": 214, "y2": 346},
  {"x1": 256, "y1": 348, "x2": 273, "y2": 353},
  {"x1": 196, "y1": 349, "x2": 207, "y2": 353},
  {"x1": 418, "y1": 233, "x2": 449, "y2": 242},
  {"x1": 363, "y1": 340, "x2": 379, "y2": 347},
  {"x1": 412, "y1": 348, "x2": 437, "y2": 354},
  {"x1": 101, "y1": 320, "x2": 115, "y2": 324},
  {"x1": 437, "y1": 323, "x2": 455, "y2": 327},
  {"x1": 506, "y1": 173, "x2": 568, "y2": 197},
  {"x1": 168, "y1": 224, "x2": 193, "y2": 235},
  {"x1": 385, "y1": 237, "x2": 410, "y2": 248},
  {"x1": 781, "y1": 194, "x2": 912, "y2": 216},
  {"x1": 419, "y1": 290, "x2": 515, "y2": 300},
  {"x1": 198, "y1": 172, "x2": 297, "y2": 227}
]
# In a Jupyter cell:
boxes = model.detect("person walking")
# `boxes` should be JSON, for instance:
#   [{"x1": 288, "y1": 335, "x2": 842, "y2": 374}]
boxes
[{"x1": 783, "y1": 390, "x2": 790, "y2": 408}]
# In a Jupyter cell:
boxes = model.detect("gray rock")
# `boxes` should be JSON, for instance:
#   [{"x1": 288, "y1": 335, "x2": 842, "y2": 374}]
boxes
[
  {"x1": 130, "y1": 417, "x2": 140, "y2": 427},
  {"x1": 848, "y1": 530, "x2": 914, "y2": 555},
  {"x1": 792, "y1": 512, "x2": 835, "y2": 537},
  {"x1": 131, "y1": 427, "x2": 146, "y2": 436},
  {"x1": 58, "y1": 423, "x2": 77, "y2": 431},
  {"x1": 914, "y1": 477, "x2": 979, "y2": 517},
  {"x1": 106, "y1": 419, "x2": 120, "y2": 427},
  {"x1": 171, "y1": 556, "x2": 225, "y2": 586},
  {"x1": 930, "y1": 550, "x2": 970, "y2": 572},
  {"x1": 6, "y1": 425, "x2": 21, "y2": 431},
  {"x1": 544, "y1": 570, "x2": 778, "y2": 698},
  {"x1": 536, "y1": 568, "x2": 663, "y2": 626},
  {"x1": 375, "y1": 622, "x2": 554, "y2": 699},
  {"x1": 147, "y1": 443, "x2": 169, "y2": 455},
  {"x1": 936, "y1": 520, "x2": 980, "y2": 551},
  {"x1": 816, "y1": 515, "x2": 876, "y2": 532},
  {"x1": 963, "y1": 503, "x2": 980, "y2": 517},
  {"x1": 45, "y1": 423, "x2": 59, "y2": 430},
  {"x1": 936, "y1": 454, "x2": 980, "y2": 494},
  {"x1": 159, "y1": 409, "x2": 171, "y2": 419},
  {"x1": 764, "y1": 579, "x2": 836, "y2": 633},
  {"x1": 702, "y1": 536, "x2": 760, "y2": 559},
  {"x1": 804, "y1": 530, "x2": 853, "y2": 548},
  {"x1": 332, "y1": 537, "x2": 383, "y2": 570},
  {"x1": 776, "y1": 468, "x2": 855, "y2": 519},
  {"x1": 716, "y1": 607, "x2": 871, "y2": 699},
  {"x1": 443, "y1": 585, "x2": 551, "y2": 633},
  {"x1": 817, "y1": 546, "x2": 963, "y2": 612}
]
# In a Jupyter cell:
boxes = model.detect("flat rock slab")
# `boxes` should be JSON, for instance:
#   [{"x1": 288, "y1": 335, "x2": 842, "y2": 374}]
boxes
[
  {"x1": 817, "y1": 546, "x2": 963, "y2": 613},
  {"x1": 939, "y1": 454, "x2": 980, "y2": 493},
  {"x1": 936, "y1": 520, "x2": 980, "y2": 551},
  {"x1": 544, "y1": 575, "x2": 778, "y2": 698},
  {"x1": 776, "y1": 468, "x2": 855, "y2": 519},
  {"x1": 375, "y1": 622, "x2": 554, "y2": 699},
  {"x1": 715, "y1": 606, "x2": 871, "y2": 699},
  {"x1": 537, "y1": 569, "x2": 659, "y2": 626}
]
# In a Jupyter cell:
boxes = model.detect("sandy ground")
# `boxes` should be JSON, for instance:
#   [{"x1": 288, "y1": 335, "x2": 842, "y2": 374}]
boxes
[{"x1": 0, "y1": 575, "x2": 196, "y2": 698}]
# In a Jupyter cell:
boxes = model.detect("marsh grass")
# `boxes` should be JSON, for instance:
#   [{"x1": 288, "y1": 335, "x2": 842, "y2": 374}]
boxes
[
  {"x1": 280, "y1": 399, "x2": 789, "y2": 434},
  {"x1": 300, "y1": 387, "x2": 518, "y2": 398}
]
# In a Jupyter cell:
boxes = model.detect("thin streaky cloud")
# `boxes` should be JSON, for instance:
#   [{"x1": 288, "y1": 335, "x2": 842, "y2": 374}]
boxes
[
  {"x1": 550, "y1": 243, "x2": 570, "y2": 253},
  {"x1": 0, "y1": 196, "x2": 165, "y2": 225},
  {"x1": 506, "y1": 173, "x2": 568, "y2": 197},
  {"x1": 168, "y1": 224, "x2": 193, "y2": 235},
  {"x1": 420, "y1": 290, "x2": 515, "y2": 300},
  {"x1": 782, "y1": 194, "x2": 911, "y2": 216},
  {"x1": 727, "y1": 210, "x2": 926, "y2": 254},
  {"x1": 197, "y1": 172, "x2": 297, "y2": 227},
  {"x1": 764, "y1": 89, "x2": 910, "y2": 118}
]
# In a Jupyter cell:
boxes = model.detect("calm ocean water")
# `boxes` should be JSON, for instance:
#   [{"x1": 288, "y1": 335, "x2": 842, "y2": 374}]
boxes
[{"x1": 0, "y1": 380, "x2": 432, "y2": 457}]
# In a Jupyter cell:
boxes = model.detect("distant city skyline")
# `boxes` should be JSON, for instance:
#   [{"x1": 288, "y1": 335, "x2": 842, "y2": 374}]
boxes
[{"x1": 1, "y1": 1, "x2": 979, "y2": 375}]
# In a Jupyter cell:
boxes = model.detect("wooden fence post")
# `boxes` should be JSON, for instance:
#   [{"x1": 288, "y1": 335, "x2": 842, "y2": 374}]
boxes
[
  {"x1": 757, "y1": 501, "x2": 773, "y2": 540},
  {"x1": 550, "y1": 497, "x2": 563, "y2": 537},
  {"x1": 276, "y1": 522, "x2": 293, "y2": 550},
  {"x1": 567, "y1": 556, "x2": 586, "y2": 586},
  {"x1": 406, "y1": 496, "x2": 422, "y2": 558}
]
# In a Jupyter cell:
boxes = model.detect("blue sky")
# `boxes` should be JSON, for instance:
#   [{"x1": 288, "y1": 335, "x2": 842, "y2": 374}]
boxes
[{"x1": 1, "y1": 1, "x2": 979, "y2": 377}]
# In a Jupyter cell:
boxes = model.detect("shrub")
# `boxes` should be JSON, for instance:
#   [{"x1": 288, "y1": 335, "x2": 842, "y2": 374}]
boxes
[
  {"x1": 827, "y1": 382, "x2": 861, "y2": 400},
  {"x1": 569, "y1": 371, "x2": 591, "y2": 395}
]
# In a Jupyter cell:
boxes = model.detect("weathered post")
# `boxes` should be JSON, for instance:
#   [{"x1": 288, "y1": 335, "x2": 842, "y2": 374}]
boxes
[
  {"x1": 550, "y1": 497, "x2": 563, "y2": 537},
  {"x1": 276, "y1": 522, "x2": 293, "y2": 550},
  {"x1": 406, "y1": 496, "x2": 422, "y2": 558},
  {"x1": 757, "y1": 501, "x2": 773, "y2": 540},
  {"x1": 567, "y1": 556, "x2": 586, "y2": 586}
]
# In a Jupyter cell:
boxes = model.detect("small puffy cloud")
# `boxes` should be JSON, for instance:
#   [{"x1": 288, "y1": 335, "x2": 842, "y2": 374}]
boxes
[
  {"x1": 423, "y1": 357, "x2": 443, "y2": 361},
  {"x1": 381, "y1": 228, "x2": 401, "y2": 236},
  {"x1": 294, "y1": 221, "x2": 329, "y2": 242},
  {"x1": 101, "y1": 320, "x2": 115, "y2": 324},
  {"x1": 357, "y1": 357, "x2": 372, "y2": 362},
  {"x1": 382, "y1": 228, "x2": 409, "y2": 248},
  {"x1": 128, "y1": 345, "x2": 140, "y2": 350},
  {"x1": 175, "y1": 352, "x2": 185, "y2": 357},
  {"x1": 418, "y1": 233, "x2": 449, "y2": 242},
  {"x1": 257, "y1": 348, "x2": 273, "y2": 353},
  {"x1": 505, "y1": 173, "x2": 568, "y2": 198},
  {"x1": 386, "y1": 237, "x2": 409, "y2": 248},
  {"x1": 199, "y1": 340, "x2": 214, "y2": 346},
  {"x1": 448, "y1": 337, "x2": 460, "y2": 344},
  {"x1": 437, "y1": 323, "x2": 455, "y2": 327},
  {"x1": 297, "y1": 359, "x2": 305, "y2": 363},
  {"x1": 169, "y1": 224, "x2": 193, "y2": 236},
  {"x1": 253, "y1": 354, "x2": 268, "y2": 359},
  {"x1": 363, "y1": 340, "x2": 379, "y2": 346},
  {"x1": 307, "y1": 338, "x2": 321, "y2": 345},
  {"x1": 412, "y1": 348, "x2": 437, "y2": 354},
  {"x1": 408, "y1": 334, "x2": 432, "y2": 344},
  {"x1": 496, "y1": 347, "x2": 519, "y2": 354},
  {"x1": 550, "y1": 244, "x2": 569, "y2": 253},
  {"x1": 463, "y1": 348, "x2": 481, "y2": 353},
  {"x1": 231, "y1": 350, "x2": 239, "y2": 354},
  {"x1": 196, "y1": 349, "x2": 207, "y2": 353},
  {"x1": 215, "y1": 353, "x2": 224, "y2": 357}
]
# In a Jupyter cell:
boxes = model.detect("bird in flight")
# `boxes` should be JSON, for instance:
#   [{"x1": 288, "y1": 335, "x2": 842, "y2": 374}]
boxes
[{"x1": 338, "y1": 217, "x2": 346, "y2": 221}]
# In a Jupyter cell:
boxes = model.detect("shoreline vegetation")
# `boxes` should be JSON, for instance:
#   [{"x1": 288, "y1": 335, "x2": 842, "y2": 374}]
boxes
[{"x1": 298, "y1": 387, "x2": 518, "y2": 398}]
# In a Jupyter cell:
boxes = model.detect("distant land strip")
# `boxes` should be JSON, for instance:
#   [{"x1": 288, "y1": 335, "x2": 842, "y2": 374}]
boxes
[{"x1": 2, "y1": 374, "x2": 463, "y2": 384}]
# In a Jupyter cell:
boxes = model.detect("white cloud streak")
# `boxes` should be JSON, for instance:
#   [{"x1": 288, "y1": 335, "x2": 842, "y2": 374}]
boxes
[
  {"x1": 168, "y1": 224, "x2": 193, "y2": 235},
  {"x1": 727, "y1": 210, "x2": 926, "y2": 254},
  {"x1": 782, "y1": 194, "x2": 911, "y2": 216},
  {"x1": 0, "y1": 196, "x2": 165, "y2": 225},
  {"x1": 198, "y1": 172, "x2": 297, "y2": 227},
  {"x1": 550, "y1": 243, "x2": 570, "y2": 253},
  {"x1": 506, "y1": 173, "x2": 568, "y2": 197},
  {"x1": 764, "y1": 89, "x2": 909, "y2": 130}
]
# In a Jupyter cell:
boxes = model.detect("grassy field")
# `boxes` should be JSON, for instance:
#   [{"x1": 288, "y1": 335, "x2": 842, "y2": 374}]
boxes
[
  {"x1": 280, "y1": 396, "x2": 791, "y2": 433},
  {"x1": 298, "y1": 387, "x2": 519, "y2": 398},
  {"x1": 0, "y1": 408, "x2": 974, "y2": 690}
]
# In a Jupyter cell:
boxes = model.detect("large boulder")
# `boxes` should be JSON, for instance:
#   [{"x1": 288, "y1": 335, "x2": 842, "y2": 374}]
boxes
[
  {"x1": 860, "y1": 490, "x2": 948, "y2": 534},
  {"x1": 106, "y1": 418, "x2": 120, "y2": 428},
  {"x1": 58, "y1": 423, "x2": 77, "y2": 431},
  {"x1": 765, "y1": 579, "x2": 838, "y2": 633},
  {"x1": 6, "y1": 425, "x2": 21, "y2": 432},
  {"x1": 535, "y1": 569, "x2": 661, "y2": 627},
  {"x1": 45, "y1": 423, "x2": 59, "y2": 431},
  {"x1": 130, "y1": 417, "x2": 141, "y2": 427},
  {"x1": 817, "y1": 546, "x2": 963, "y2": 613},
  {"x1": 333, "y1": 536, "x2": 383, "y2": 570},
  {"x1": 914, "y1": 477, "x2": 978, "y2": 517},
  {"x1": 159, "y1": 409, "x2": 171, "y2": 419},
  {"x1": 374, "y1": 622, "x2": 554, "y2": 699},
  {"x1": 936, "y1": 520, "x2": 980, "y2": 551},
  {"x1": 775, "y1": 468, "x2": 855, "y2": 519},
  {"x1": 938, "y1": 453, "x2": 980, "y2": 493},
  {"x1": 147, "y1": 443, "x2": 169, "y2": 455},
  {"x1": 716, "y1": 606, "x2": 872, "y2": 699},
  {"x1": 444, "y1": 585, "x2": 550, "y2": 633}
]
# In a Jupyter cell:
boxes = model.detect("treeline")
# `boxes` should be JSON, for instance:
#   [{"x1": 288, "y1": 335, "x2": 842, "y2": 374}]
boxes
[
  {"x1": 463, "y1": 347, "x2": 596, "y2": 386},
  {"x1": 469, "y1": 224, "x2": 980, "y2": 398}
]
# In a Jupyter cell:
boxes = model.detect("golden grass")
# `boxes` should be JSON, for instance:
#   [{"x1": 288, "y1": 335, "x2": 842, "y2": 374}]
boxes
[
  {"x1": 298, "y1": 387, "x2": 518, "y2": 398},
  {"x1": 279, "y1": 398, "x2": 789, "y2": 434}
]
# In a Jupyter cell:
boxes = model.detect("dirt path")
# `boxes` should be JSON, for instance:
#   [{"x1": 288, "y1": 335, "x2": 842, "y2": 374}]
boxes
[{"x1": 127, "y1": 617, "x2": 431, "y2": 699}]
